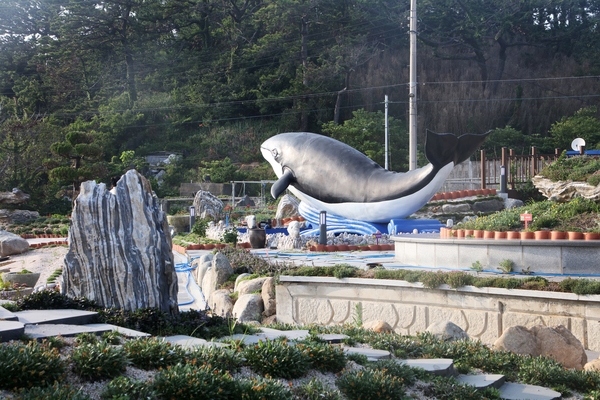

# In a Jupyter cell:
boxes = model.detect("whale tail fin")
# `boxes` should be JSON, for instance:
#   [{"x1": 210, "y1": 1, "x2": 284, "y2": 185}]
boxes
[{"x1": 425, "y1": 130, "x2": 491, "y2": 168}]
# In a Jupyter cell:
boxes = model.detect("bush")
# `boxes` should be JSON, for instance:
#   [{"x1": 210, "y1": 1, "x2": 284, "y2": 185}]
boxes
[
  {"x1": 235, "y1": 376, "x2": 294, "y2": 400},
  {"x1": 242, "y1": 339, "x2": 311, "y2": 379},
  {"x1": 11, "y1": 291, "x2": 97, "y2": 311},
  {"x1": 14, "y1": 383, "x2": 90, "y2": 400},
  {"x1": 559, "y1": 278, "x2": 600, "y2": 295},
  {"x1": 71, "y1": 341, "x2": 129, "y2": 381},
  {"x1": 0, "y1": 341, "x2": 66, "y2": 390},
  {"x1": 296, "y1": 341, "x2": 347, "y2": 373},
  {"x1": 336, "y1": 368, "x2": 407, "y2": 400},
  {"x1": 152, "y1": 364, "x2": 235, "y2": 399},
  {"x1": 124, "y1": 337, "x2": 185, "y2": 370},
  {"x1": 291, "y1": 378, "x2": 342, "y2": 400},
  {"x1": 100, "y1": 376, "x2": 156, "y2": 400},
  {"x1": 369, "y1": 359, "x2": 419, "y2": 386},
  {"x1": 186, "y1": 345, "x2": 244, "y2": 373}
]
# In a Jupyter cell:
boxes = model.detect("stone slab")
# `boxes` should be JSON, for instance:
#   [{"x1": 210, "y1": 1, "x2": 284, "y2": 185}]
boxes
[
  {"x1": 219, "y1": 333, "x2": 268, "y2": 345},
  {"x1": 316, "y1": 333, "x2": 349, "y2": 344},
  {"x1": 498, "y1": 382, "x2": 561, "y2": 400},
  {"x1": 457, "y1": 374, "x2": 505, "y2": 389},
  {"x1": 14, "y1": 309, "x2": 97, "y2": 325},
  {"x1": 163, "y1": 335, "x2": 225, "y2": 349},
  {"x1": 0, "y1": 320, "x2": 25, "y2": 342},
  {"x1": 25, "y1": 323, "x2": 111, "y2": 339},
  {"x1": 259, "y1": 328, "x2": 310, "y2": 341},
  {"x1": 397, "y1": 358, "x2": 455, "y2": 377},
  {"x1": 0, "y1": 306, "x2": 18, "y2": 321},
  {"x1": 84, "y1": 323, "x2": 150, "y2": 338},
  {"x1": 342, "y1": 346, "x2": 391, "y2": 360}
]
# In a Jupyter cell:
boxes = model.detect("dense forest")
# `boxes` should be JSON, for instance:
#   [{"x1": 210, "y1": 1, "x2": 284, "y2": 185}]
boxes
[{"x1": 1, "y1": 0, "x2": 600, "y2": 213}]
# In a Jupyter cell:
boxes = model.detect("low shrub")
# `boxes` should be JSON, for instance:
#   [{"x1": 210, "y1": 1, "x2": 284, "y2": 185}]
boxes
[
  {"x1": 296, "y1": 341, "x2": 347, "y2": 372},
  {"x1": 124, "y1": 337, "x2": 185, "y2": 370},
  {"x1": 424, "y1": 375, "x2": 501, "y2": 399},
  {"x1": 242, "y1": 339, "x2": 311, "y2": 379},
  {"x1": 369, "y1": 359, "x2": 419, "y2": 386},
  {"x1": 10, "y1": 290, "x2": 97, "y2": 311},
  {"x1": 559, "y1": 278, "x2": 600, "y2": 295},
  {"x1": 71, "y1": 341, "x2": 129, "y2": 381},
  {"x1": 100, "y1": 376, "x2": 156, "y2": 400},
  {"x1": 186, "y1": 345, "x2": 244, "y2": 373},
  {"x1": 291, "y1": 378, "x2": 342, "y2": 400},
  {"x1": 235, "y1": 376, "x2": 294, "y2": 400},
  {"x1": 152, "y1": 364, "x2": 235, "y2": 399},
  {"x1": 0, "y1": 341, "x2": 65, "y2": 390},
  {"x1": 336, "y1": 368, "x2": 407, "y2": 400},
  {"x1": 14, "y1": 383, "x2": 90, "y2": 400}
]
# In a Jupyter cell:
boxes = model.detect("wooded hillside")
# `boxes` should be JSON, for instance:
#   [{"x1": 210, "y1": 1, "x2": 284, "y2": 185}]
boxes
[{"x1": 1, "y1": 0, "x2": 599, "y2": 212}]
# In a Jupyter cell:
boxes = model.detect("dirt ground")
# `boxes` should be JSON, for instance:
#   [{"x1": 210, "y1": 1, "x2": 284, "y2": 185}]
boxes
[{"x1": 0, "y1": 245, "x2": 68, "y2": 288}]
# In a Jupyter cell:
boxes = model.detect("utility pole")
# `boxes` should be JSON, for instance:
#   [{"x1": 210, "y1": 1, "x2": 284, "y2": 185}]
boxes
[
  {"x1": 408, "y1": 0, "x2": 418, "y2": 170},
  {"x1": 384, "y1": 95, "x2": 389, "y2": 170}
]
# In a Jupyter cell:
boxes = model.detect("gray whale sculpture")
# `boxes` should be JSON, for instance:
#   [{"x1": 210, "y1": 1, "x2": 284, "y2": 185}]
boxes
[{"x1": 261, "y1": 130, "x2": 489, "y2": 223}]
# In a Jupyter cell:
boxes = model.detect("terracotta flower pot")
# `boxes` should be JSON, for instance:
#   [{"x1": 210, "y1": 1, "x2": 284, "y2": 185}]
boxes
[
  {"x1": 585, "y1": 232, "x2": 600, "y2": 240},
  {"x1": 550, "y1": 231, "x2": 567, "y2": 240},
  {"x1": 506, "y1": 231, "x2": 521, "y2": 240},
  {"x1": 483, "y1": 230, "x2": 495, "y2": 239},
  {"x1": 215, "y1": 243, "x2": 226, "y2": 249},
  {"x1": 466, "y1": 190, "x2": 476, "y2": 197},
  {"x1": 520, "y1": 231, "x2": 535, "y2": 240},
  {"x1": 337, "y1": 244, "x2": 349, "y2": 251},
  {"x1": 316, "y1": 244, "x2": 327, "y2": 252},
  {"x1": 326, "y1": 245, "x2": 337, "y2": 252},
  {"x1": 439, "y1": 227, "x2": 448, "y2": 238},
  {"x1": 382, "y1": 244, "x2": 394, "y2": 250},
  {"x1": 473, "y1": 230, "x2": 484, "y2": 238},
  {"x1": 348, "y1": 245, "x2": 359, "y2": 251},
  {"x1": 464, "y1": 229, "x2": 474, "y2": 237},
  {"x1": 567, "y1": 231, "x2": 584, "y2": 240},
  {"x1": 455, "y1": 229, "x2": 465, "y2": 238},
  {"x1": 368, "y1": 244, "x2": 382, "y2": 251},
  {"x1": 442, "y1": 192, "x2": 452, "y2": 200},
  {"x1": 204, "y1": 243, "x2": 215, "y2": 250},
  {"x1": 534, "y1": 230, "x2": 550, "y2": 240},
  {"x1": 494, "y1": 231, "x2": 507, "y2": 239}
]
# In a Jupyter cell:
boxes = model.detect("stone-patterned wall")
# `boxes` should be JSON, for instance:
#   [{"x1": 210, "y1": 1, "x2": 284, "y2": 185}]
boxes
[
  {"x1": 277, "y1": 276, "x2": 600, "y2": 351},
  {"x1": 64, "y1": 170, "x2": 178, "y2": 315}
]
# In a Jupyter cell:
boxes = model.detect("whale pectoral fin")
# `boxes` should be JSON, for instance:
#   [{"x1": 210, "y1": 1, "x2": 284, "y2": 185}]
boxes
[{"x1": 271, "y1": 169, "x2": 295, "y2": 199}]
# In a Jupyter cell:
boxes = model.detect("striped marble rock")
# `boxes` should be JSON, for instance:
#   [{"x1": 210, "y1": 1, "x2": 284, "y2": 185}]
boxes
[{"x1": 64, "y1": 170, "x2": 178, "y2": 315}]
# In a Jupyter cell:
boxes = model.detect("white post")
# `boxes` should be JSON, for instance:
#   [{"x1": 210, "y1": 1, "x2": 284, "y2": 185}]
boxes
[
  {"x1": 409, "y1": 0, "x2": 418, "y2": 171},
  {"x1": 384, "y1": 95, "x2": 389, "y2": 170}
]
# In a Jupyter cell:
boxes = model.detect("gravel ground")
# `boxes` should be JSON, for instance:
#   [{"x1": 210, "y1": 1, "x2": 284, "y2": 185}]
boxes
[{"x1": 1, "y1": 245, "x2": 68, "y2": 289}]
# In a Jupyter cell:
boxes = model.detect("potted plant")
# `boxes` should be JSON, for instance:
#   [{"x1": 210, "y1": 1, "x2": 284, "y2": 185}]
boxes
[{"x1": 3, "y1": 269, "x2": 41, "y2": 288}]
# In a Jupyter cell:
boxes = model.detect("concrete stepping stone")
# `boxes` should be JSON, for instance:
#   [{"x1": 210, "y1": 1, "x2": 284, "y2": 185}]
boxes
[
  {"x1": 25, "y1": 323, "x2": 112, "y2": 339},
  {"x1": 457, "y1": 374, "x2": 505, "y2": 389},
  {"x1": 259, "y1": 328, "x2": 310, "y2": 341},
  {"x1": 343, "y1": 346, "x2": 391, "y2": 360},
  {"x1": 219, "y1": 333, "x2": 268, "y2": 345},
  {"x1": 0, "y1": 320, "x2": 25, "y2": 342},
  {"x1": 85, "y1": 323, "x2": 150, "y2": 338},
  {"x1": 14, "y1": 309, "x2": 97, "y2": 325},
  {"x1": 316, "y1": 333, "x2": 349, "y2": 344},
  {"x1": 397, "y1": 358, "x2": 456, "y2": 377},
  {"x1": 163, "y1": 335, "x2": 225, "y2": 349},
  {"x1": 498, "y1": 382, "x2": 561, "y2": 400},
  {"x1": 0, "y1": 305, "x2": 18, "y2": 321}
]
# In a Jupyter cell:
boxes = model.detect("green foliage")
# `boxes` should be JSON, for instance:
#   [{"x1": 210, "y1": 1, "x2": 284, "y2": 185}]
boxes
[
  {"x1": 559, "y1": 278, "x2": 600, "y2": 295},
  {"x1": 71, "y1": 341, "x2": 129, "y2": 381},
  {"x1": 192, "y1": 219, "x2": 209, "y2": 237},
  {"x1": 291, "y1": 378, "x2": 342, "y2": 400},
  {"x1": 368, "y1": 359, "x2": 418, "y2": 386},
  {"x1": 186, "y1": 345, "x2": 244, "y2": 373},
  {"x1": 152, "y1": 364, "x2": 236, "y2": 399},
  {"x1": 235, "y1": 376, "x2": 294, "y2": 400},
  {"x1": 549, "y1": 107, "x2": 600, "y2": 150},
  {"x1": 14, "y1": 383, "x2": 91, "y2": 400},
  {"x1": 100, "y1": 376, "x2": 156, "y2": 400},
  {"x1": 541, "y1": 152, "x2": 600, "y2": 184},
  {"x1": 336, "y1": 368, "x2": 408, "y2": 400},
  {"x1": 0, "y1": 341, "x2": 66, "y2": 390},
  {"x1": 74, "y1": 332, "x2": 99, "y2": 345},
  {"x1": 346, "y1": 353, "x2": 369, "y2": 365},
  {"x1": 295, "y1": 341, "x2": 347, "y2": 373},
  {"x1": 242, "y1": 339, "x2": 311, "y2": 379},
  {"x1": 425, "y1": 375, "x2": 501, "y2": 399},
  {"x1": 482, "y1": 126, "x2": 544, "y2": 156},
  {"x1": 123, "y1": 337, "x2": 185, "y2": 370},
  {"x1": 498, "y1": 259, "x2": 514, "y2": 274},
  {"x1": 10, "y1": 290, "x2": 97, "y2": 311},
  {"x1": 199, "y1": 157, "x2": 245, "y2": 183},
  {"x1": 222, "y1": 227, "x2": 238, "y2": 245}
]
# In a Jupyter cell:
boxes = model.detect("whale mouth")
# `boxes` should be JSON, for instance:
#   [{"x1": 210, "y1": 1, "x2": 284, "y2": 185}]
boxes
[{"x1": 260, "y1": 145, "x2": 284, "y2": 178}]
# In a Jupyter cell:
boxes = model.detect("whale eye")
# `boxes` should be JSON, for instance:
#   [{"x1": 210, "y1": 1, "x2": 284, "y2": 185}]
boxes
[{"x1": 271, "y1": 149, "x2": 279, "y2": 159}]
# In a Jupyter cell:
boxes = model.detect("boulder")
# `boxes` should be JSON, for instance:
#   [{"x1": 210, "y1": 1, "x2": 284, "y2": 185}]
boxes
[
  {"x1": 235, "y1": 195, "x2": 255, "y2": 208},
  {"x1": 192, "y1": 253, "x2": 213, "y2": 286},
  {"x1": 532, "y1": 175, "x2": 600, "y2": 202},
  {"x1": 493, "y1": 325, "x2": 540, "y2": 356},
  {"x1": 287, "y1": 221, "x2": 301, "y2": 239},
  {"x1": 363, "y1": 320, "x2": 393, "y2": 333},
  {"x1": 208, "y1": 289, "x2": 234, "y2": 318},
  {"x1": 275, "y1": 194, "x2": 299, "y2": 219},
  {"x1": 63, "y1": 170, "x2": 178, "y2": 314},
  {"x1": 234, "y1": 273, "x2": 252, "y2": 292},
  {"x1": 232, "y1": 294, "x2": 264, "y2": 323},
  {"x1": 261, "y1": 277, "x2": 277, "y2": 317},
  {"x1": 531, "y1": 325, "x2": 587, "y2": 369},
  {"x1": 441, "y1": 203, "x2": 472, "y2": 214},
  {"x1": 201, "y1": 252, "x2": 234, "y2": 302},
  {"x1": 471, "y1": 199, "x2": 504, "y2": 213},
  {"x1": 192, "y1": 190, "x2": 223, "y2": 220},
  {"x1": 0, "y1": 209, "x2": 39, "y2": 225},
  {"x1": 584, "y1": 359, "x2": 600, "y2": 372},
  {"x1": 237, "y1": 277, "x2": 268, "y2": 297},
  {"x1": 426, "y1": 321, "x2": 469, "y2": 341},
  {"x1": 504, "y1": 198, "x2": 524, "y2": 209},
  {"x1": 0, "y1": 188, "x2": 30, "y2": 205},
  {"x1": 0, "y1": 230, "x2": 29, "y2": 256}
]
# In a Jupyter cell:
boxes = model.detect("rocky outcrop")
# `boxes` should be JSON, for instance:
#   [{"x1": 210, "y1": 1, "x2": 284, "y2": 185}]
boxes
[
  {"x1": 235, "y1": 195, "x2": 255, "y2": 208},
  {"x1": 192, "y1": 254, "x2": 213, "y2": 287},
  {"x1": 0, "y1": 230, "x2": 29, "y2": 257},
  {"x1": 64, "y1": 170, "x2": 178, "y2": 315},
  {"x1": 192, "y1": 190, "x2": 223, "y2": 220},
  {"x1": 0, "y1": 188, "x2": 30, "y2": 205},
  {"x1": 202, "y1": 252, "x2": 234, "y2": 307},
  {"x1": 532, "y1": 175, "x2": 600, "y2": 202},
  {"x1": 494, "y1": 324, "x2": 587, "y2": 369},
  {"x1": 426, "y1": 321, "x2": 469, "y2": 341},
  {"x1": 275, "y1": 194, "x2": 299, "y2": 219},
  {"x1": 0, "y1": 209, "x2": 39, "y2": 225}
]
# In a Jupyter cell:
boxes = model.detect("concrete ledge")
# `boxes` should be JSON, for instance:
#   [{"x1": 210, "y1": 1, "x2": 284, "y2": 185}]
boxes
[
  {"x1": 276, "y1": 276, "x2": 600, "y2": 351},
  {"x1": 392, "y1": 236, "x2": 600, "y2": 274}
]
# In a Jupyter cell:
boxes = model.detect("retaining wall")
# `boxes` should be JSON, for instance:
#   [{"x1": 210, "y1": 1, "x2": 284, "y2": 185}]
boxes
[{"x1": 276, "y1": 276, "x2": 600, "y2": 351}]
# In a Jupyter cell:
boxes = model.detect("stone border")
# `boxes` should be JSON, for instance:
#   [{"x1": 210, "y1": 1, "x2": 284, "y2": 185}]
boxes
[
  {"x1": 276, "y1": 276, "x2": 600, "y2": 351},
  {"x1": 391, "y1": 236, "x2": 600, "y2": 274}
]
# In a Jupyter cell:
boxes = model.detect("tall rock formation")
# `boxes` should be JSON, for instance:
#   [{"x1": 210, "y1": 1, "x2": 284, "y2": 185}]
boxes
[{"x1": 64, "y1": 170, "x2": 178, "y2": 315}]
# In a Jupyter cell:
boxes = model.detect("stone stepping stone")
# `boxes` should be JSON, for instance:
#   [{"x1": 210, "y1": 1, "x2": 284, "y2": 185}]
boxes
[
  {"x1": 316, "y1": 333, "x2": 349, "y2": 344},
  {"x1": 0, "y1": 305, "x2": 18, "y2": 321},
  {"x1": 498, "y1": 382, "x2": 561, "y2": 400},
  {"x1": 259, "y1": 328, "x2": 310, "y2": 341},
  {"x1": 397, "y1": 358, "x2": 456, "y2": 377},
  {"x1": 0, "y1": 320, "x2": 25, "y2": 342},
  {"x1": 163, "y1": 335, "x2": 226, "y2": 349},
  {"x1": 25, "y1": 323, "x2": 112, "y2": 339},
  {"x1": 14, "y1": 309, "x2": 97, "y2": 325},
  {"x1": 457, "y1": 374, "x2": 505, "y2": 389},
  {"x1": 219, "y1": 333, "x2": 268, "y2": 345},
  {"x1": 85, "y1": 323, "x2": 150, "y2": 338},
  {"x1": 343, "y1": 346, "x2": 391, "y2": 360}
]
